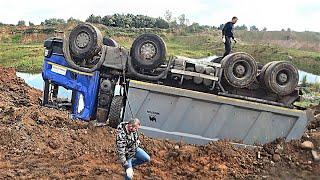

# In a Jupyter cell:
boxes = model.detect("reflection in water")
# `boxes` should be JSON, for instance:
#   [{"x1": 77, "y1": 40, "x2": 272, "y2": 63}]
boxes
[{"x1": 17, "y1": 72, "x2": 71, "y2": 99}]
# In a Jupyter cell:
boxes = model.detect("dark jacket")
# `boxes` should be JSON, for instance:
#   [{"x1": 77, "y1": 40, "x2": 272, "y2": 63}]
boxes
[
  {"x1": 116, "y1": 122, "x2": 140, "y2": 163},
  {"x1": 222, "y1": 22, "x2": 235, "y2": 39}
]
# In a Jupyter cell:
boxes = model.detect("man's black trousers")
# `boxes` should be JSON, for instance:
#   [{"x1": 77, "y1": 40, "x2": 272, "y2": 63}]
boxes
[{"x1": 223, "y1": 36, "x2": 232, "y2": 57}]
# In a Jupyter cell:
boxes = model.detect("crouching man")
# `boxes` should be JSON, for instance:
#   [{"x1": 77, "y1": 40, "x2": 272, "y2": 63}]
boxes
[{"x1": 116, "y1": 118, "x2": 150, "y2": 180}]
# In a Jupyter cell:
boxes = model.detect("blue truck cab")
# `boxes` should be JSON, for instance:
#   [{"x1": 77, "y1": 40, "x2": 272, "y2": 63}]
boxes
[{"x1": 42, "y1": 37, "x2": 100, "y2": 121}]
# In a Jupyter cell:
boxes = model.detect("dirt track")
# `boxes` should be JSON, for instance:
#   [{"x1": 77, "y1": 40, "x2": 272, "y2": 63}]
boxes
[{"x1": 0, "y1": 67, "x2": 319, "y2": 179}]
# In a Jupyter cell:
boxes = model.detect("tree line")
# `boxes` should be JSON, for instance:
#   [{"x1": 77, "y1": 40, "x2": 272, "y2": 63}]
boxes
[
  {"x1": 1, "y1": 12, "x2": 294, "y2": 32},
  {"x1": 86, "y1": 14, "x2": 169, "y2": 29}
]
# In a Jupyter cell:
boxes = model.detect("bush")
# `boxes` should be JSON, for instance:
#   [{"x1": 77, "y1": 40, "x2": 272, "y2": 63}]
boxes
[
  {"x1": 88, "y1": 13, "x2": 169, "y2": 29},
  {"x1": 17, "y1": 20, "x2": 26, "y2": 26},
  {"x1": 41, "y1": 18, "x2": 66, "y2": 26},
  {"x1": 11, "y1": 35, "x2": 22, "y2": 43}
]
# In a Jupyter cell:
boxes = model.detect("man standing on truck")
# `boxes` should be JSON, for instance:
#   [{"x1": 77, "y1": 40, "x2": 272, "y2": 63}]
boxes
[
  {"x1": 116, "y1": 118, "x2": 150, "y2": 180},
  {"x1": 222, "y1": 16, "x2": 238, "y2": 57}
]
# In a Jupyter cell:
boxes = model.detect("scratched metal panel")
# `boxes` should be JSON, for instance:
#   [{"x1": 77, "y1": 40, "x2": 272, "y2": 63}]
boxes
[{"x1": 124, "y1": 80, "x2": 309, "y2": 145}]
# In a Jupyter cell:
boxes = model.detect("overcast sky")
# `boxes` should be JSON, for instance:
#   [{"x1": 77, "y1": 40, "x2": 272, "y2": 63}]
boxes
[{"x1": 0, "y1": 0, "x2": 319, "y2": 32}]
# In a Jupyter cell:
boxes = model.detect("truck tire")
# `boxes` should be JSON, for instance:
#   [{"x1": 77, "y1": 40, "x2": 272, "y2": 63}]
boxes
[
  {"x1": 103, "y1": 37, "x2": 118, "y2": 47},
  {"x1": 69, "y1": 23, "x2": 103, "y2": 60},
  {"x1": 221, "y1": 52, "x2": 258, "y2": 88},
  {"x1": 264, "y1": 61, "x2": 298, "y2": 96},
  {"x1": 109, "y1": 96, "x2": 125, "y2": 128},
  {"x1": 130, "y1": 33, "x2": 167, "y2": 70},
  {"x1": 258, "y1": 62, "x2": 274, "y2": 85}
]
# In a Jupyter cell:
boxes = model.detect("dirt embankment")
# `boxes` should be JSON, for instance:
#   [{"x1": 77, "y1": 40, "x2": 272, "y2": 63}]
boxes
[{"x1": 0, "y1": 67, "x2": 319, "y2": 179}]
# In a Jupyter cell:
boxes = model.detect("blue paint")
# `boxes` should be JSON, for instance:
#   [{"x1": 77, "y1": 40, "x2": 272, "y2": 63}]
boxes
[{"x1": 41, "y1": 55, "x2": 101, "y2": 121}]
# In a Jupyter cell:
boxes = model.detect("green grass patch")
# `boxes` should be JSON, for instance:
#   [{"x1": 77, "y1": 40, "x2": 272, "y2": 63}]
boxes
[
  {"x1": 1, "y1": 33, "x2": 320, "y2": 75},
  {"x1": 0, "y1": 43, "x2": 43, "y2": 73}
]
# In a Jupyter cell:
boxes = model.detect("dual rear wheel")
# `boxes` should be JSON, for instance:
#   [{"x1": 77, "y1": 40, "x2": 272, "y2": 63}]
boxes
[
  {"x1": 259, "y1": 61, "x2": 298, "y2": 96},
  {"x1": 221, "y1": 53, "x2": 298, "y2": 96}
]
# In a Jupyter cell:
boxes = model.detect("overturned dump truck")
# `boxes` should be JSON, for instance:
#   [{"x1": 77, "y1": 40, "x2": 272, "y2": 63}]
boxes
[{"x1": 42, "y1": 23, "x2": 312, "y2": 145}]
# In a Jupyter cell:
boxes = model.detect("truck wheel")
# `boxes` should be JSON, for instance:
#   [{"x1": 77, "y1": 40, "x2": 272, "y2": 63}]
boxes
[
  {"x1": 258, "y1": 62, "x2": 274, "y2": 85},
  {"x1": 130, "y1": 33, "x2": 167, "y2": 70},
  {"x1": 109, "y1": 96, "x2": 125, "y2": 128},
  {"x1": 103, "y1": 37, "x2": 118, "y2": 47},
  {"x1": 69, "y1": 23, "x2": 103, "y2": 60},
  {"x1": 221, "y1": 52, "x2": 258, "y2": 88},
  {"x1": 264, "y1": 61, "x2": 298, "y2": 96}
]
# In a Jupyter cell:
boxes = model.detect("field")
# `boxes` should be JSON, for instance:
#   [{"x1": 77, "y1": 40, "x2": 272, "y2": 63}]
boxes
[
  {"x1": 0, "y1": 43, "x2": 43, "y2": 73},
  {"x1": 1, "y1": 25, "x2": 320, "y2": 74}
]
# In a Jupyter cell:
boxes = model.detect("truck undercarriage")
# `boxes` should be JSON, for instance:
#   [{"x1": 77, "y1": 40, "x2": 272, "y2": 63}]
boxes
[{"x1": 41, "y1": 23, "x2": 310, "y2": 145}]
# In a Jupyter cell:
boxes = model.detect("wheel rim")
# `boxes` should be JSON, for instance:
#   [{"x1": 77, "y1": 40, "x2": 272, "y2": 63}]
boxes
[
  {"x1": 232, "y1": 60, "x2": 249, "y2": 78},
  {"x1": 75, "y1": 32, "x2": 90, "y2": 48},
  {"x1": 276, "y1": 70, "x2": 289, "y2": 85},
  {"x1": 140, "y1": 42, "x2": 157, "y2": 60}
]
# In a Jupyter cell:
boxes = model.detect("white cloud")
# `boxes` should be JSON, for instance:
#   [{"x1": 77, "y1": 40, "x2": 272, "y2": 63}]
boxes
[{"x1": 0, "y1": 0, "x2": 319, "y2": 32}]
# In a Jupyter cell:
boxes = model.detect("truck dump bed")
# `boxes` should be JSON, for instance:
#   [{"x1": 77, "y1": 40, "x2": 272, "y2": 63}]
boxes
[{"x1": 124, "y1": 80, "x2": 311, "y2": 145}]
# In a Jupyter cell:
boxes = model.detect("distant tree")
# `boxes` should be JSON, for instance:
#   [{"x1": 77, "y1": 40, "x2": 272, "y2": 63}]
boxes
[
  {"x1": 17, "y1": 20, "x2": 26, "y2": 26},
  {"x1": 67, "y1": 17, "x2": 81, "y2": 24},
  {"x1": 235, "y1": 24, "x2": 248, "y2": 30},
  {"x1": 57, "y1": 19, "x2": 66, "y2": 24},
  {"x1": 250, "y1": 25, "x2": 259, "y2": 31},
  {"x1": 42, "y1": 18, "x2": 66, "y2": 26},
  {"x1": 86, "y1": 14, "x2": 102, "y2": 24},
  {"x1": 218, "y1": 24, "x2": 224, "y2": 30},
  {"x1": 262, "y1": 27, "x2": 267, "y2": 31},
  {"x1": 98, "y1": 13, "x2": 168, "y2": 29},
  {"x1": 186, "y1": 22, "x2": 205, "y2": 33},
  {"x1": 29, "y1": 21, "x2": 35, "y2": 26},
  {"x1": 281, "y1": 28, "x2": 285, "y2": 31},
  {"x1": 287, "y1": 28, "x2": 291, "y2": 32},
  {"x1": 102, "y1": 15, "x2": 113, "y2": 26},
  {"x1": 155, "y1": 17, "x2": 169, "y2": 29},
  {"x1": 178, "y1": 14, "x2": 186, "y2": 26},
  {"x1": 164, "y1": 10, "x2": 172, "y2": 22}
]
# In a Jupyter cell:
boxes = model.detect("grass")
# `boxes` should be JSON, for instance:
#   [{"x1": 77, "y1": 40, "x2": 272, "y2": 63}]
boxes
[
  {"x1": 294, "y1": 89, "x2": 320, "y2": 108},
  {"x1": 0, "y1": 43, "x2": 43, "y2": 73},
  {"x1": 1, "y1": 32, "x2": 320, "y2": 75}
]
